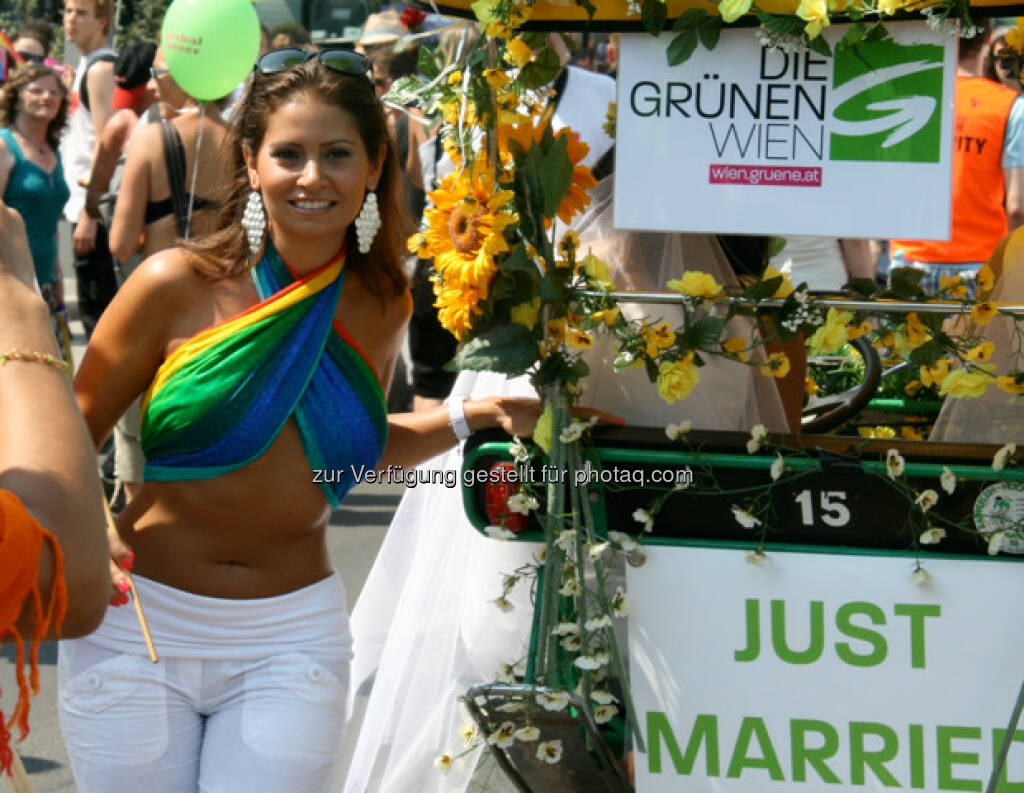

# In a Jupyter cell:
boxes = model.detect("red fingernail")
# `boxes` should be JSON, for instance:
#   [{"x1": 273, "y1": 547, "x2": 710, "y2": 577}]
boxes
[
  {"x1": 122, "y1": 553, "x2": 135, "y2": 571},
  {"x1": 117, "y1": 581, "x2": 131, "y2": 593},
  {"x1": 110, "y1": 596, "x2": 121, "y2": 607},
  {"x1": 119, "y1": 593, "x2": 129, "y2": 605}
]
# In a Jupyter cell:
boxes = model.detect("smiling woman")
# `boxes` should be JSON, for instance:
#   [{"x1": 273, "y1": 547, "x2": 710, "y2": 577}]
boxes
[{"x1": 60, "y1": 51, "x2": 541, "y2": 793}]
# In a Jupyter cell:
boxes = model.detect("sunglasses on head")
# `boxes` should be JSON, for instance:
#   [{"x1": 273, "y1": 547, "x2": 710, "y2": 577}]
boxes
[
  {"x1": 16, "y1": 51, "x2": 45, "y2": 64},
  {"x1": 255, "y1": 48, "x2": 373, "y2": 81}
]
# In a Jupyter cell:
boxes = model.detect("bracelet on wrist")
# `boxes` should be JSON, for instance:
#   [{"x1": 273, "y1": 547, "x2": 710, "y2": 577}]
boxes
[
  {"x1": 0, "y1": 348, "x2": 71, "y2": 376},
  {"x1": 447, "y1": 396, "x2": 472, "y2": 442}
]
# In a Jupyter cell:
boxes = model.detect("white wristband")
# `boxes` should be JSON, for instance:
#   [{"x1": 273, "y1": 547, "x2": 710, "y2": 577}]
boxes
[{"x1": 448, "y1": 396, "x2": 472, "y2": 442}]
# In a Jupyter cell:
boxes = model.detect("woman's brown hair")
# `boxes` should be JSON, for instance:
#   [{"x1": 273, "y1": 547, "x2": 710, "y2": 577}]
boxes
[
  {"x1": 184, "y1": 60, "x2": 408, "y2": 297},
  {"x1": 0, "y1": 64, "x2": 69, "y2": 152}
]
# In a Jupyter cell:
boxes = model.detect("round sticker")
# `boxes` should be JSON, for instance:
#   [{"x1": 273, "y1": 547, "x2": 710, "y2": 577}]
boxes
[{"x1": 973, "y1": 483, "x2": 1024, "y2": 555}]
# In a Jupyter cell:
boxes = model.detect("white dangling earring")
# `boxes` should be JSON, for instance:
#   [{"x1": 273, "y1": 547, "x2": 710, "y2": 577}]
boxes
[
  {"x1": 354, "y1": 190, "x2": 380, "y2": 254},
  {"x1": 241, "y1": 190, "x2": 266, "y2": 256}
]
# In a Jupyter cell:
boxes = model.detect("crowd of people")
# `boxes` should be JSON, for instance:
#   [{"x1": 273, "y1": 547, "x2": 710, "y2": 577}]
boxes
[{"x1": 0, "y1": 2, "x2": 1023, "y2": 792}]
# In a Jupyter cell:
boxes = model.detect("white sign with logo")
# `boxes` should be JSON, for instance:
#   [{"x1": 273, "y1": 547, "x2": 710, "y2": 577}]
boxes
[
  {"x1": 615, "y1": 24, "x2": 956, "y2": 238},
  {"x1": 627, "y1": 545, "x2": 1024, "y2": 793}
]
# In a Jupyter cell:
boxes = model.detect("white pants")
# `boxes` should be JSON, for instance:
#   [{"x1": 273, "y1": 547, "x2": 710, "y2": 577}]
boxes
[{"x1": 58, "y1": 572, "x2": 352, "y2": 793}]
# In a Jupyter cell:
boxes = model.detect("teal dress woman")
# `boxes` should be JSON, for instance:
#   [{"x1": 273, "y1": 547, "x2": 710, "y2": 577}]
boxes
[{"x1": 0, "y1": 64, "x2": 70, "y2": 314}]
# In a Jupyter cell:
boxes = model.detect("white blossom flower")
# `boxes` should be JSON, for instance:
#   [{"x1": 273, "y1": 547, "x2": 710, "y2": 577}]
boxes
[
  {"x1": 915, "y1": 489, "x2": 939, "y2": 512},
  {"x1": 558, "y1": 577, "x2": 580, "y2": 596},
  {"x1": 492, "y1": 597, "x2": 514, "y2": 613},
  {"x1": 910, "y1": 565, "x2": 931, "y2": 586},
  {"x1": 585, "y1": 614, "x2": 613, "y2": 631},
  {"x1": 554, "y1": 529, "x2": 577, "y2": 552},
  {"x1": 607, "y1": 531, "x2": 637, "y2": 552},
  {"x1": 488, "y1": 722, "x2": 517, "y2": 748},
  {"x1": 988, "y1": 531, "x2": 1007, "y2": 556},
  {"x1": 886, "y1": 449, "x2": 905, "y2": 480},
  {"x1": 574, "y1": 650, "x2": 610, "y2": 670},
  {"x1": 940, "y1": 466, "x2": 957, "y2": 494},
  {"x1": 632, "y1": 508, "x2": 654, "y2": 532},
  {"x1": 559, "y1": 421, "x2": 586, "y2": 444},
  {"x1": 536, "y1": 739, "x2": 564, "y2": 764},
  {"x1": 434, "y1": 753, "x2": 454, "y2": 773},
  {"x1": 747, "y1": 424, "x2": 768, "y2": 454},
  {"x1": 593, "y1": 704, "x2": 618, "y2": 724},
  {"x1": 507, "y1": 493, "x2": 540, "y2": 515},
  {"x1": 610, "y1": 587, "x2": 629, "y2": 617},
  {"x1": 534, "y1": 546, "x2": 547, "y2": 564},
  {"x1": 551, "y1": 622, "x2": 579, "y2": 637},
  {"x1": 509, "y1": 437, "x2": 530, "y2": 462},
  {"x1": 732, "y1": 505, "x2": 762, "y2": 529},
  {"x1": 514, "y1": 725, "x2": 540, "y2": 742},
  {"x1": 745, "y1": 549, "x2": 770, "y2": 567},
  {"x1": 485, "y1": 525, "x2": 516, "y2": 540},
  {"x1": 588, "y1": 541, "x2": 610, "y2": 559},
  {"x1": 560, "y1": 634, "x2": 582, "y2": 651},
  {"x1": 591, "y1": 689, "x2": 618, "y2": 705},
  {"x1": 770, "y1": 453, "x2": 785, "y2": 481},
  {"x1": 993, "y1": 443, "x2": 1016, "y2": 472},
  {"x1": 496, "y1": 663, "x2": 516, "y2": 683},
  {"x1": 460, "y1": 721, "x2": 479, "y2": 747},
  {"x1": 919, "y1": 527, "x2": 946, "y2": 545},
  {"x1": 665, "y1": 420, "x2": 692, "y2": 440},
  {"x1": 536, "y1": 690, "x2": 570, "y2": 712}
]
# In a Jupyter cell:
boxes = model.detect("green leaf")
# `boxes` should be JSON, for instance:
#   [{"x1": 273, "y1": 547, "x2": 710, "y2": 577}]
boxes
[
  {"x1": 863, "y1": 22, "x2": 890, "y2": 42},
  {"x1": 908, "y1": 340, "x2": 944, "y2": 368},
  {"x1": 888, "y1": 268, "x2": 926, "y2": 300},
  {"x1": 642, "y1": 0, "x2": 668, "y2": 35},
  {"x1": 521, "y1": 31, "x2": 548, "y2": 49},
  {"x1": 755, "y1": 10, "x2": 804, "y2": 36},
  {"x1": 697, "y1": 16, "x2": 722, "y2": 51},
  {"x1": 845, "y1": 277, "x2": 878, "y2": 298},
  {"x1": 450, "y1": 323, "x2": 539, "y2": 374},
  {"x1": 672, "y1": 7, "x2": 708, "y2": 30},
  {"x1": 805, "y1": 34, "x2": 832, "y2": 58},
  {"x1": 417, "y1": 46, "x2": 441, "y2": 80},
  {"x1": 667, "y1": 29, "x2": 699, "y2": 66},
  {"x1": 917, "y1": 311, "x2": 945, "y2": 335},
  {"x1": 767, "y1": 236, "x2": 787, "y2": 258},
  {"x1": 539, "y1": 135, "x2": 573, "y2": 219},
  {"x1": 838, "y1": 22, "x2": 866, "y2": 51},
  {"x1": 682, "y1": 316, "x2": 726, "y2": 349},
  {"x1": 744, "y1": 276, "x2": 783, "y2": 302},
  {"x1": 519, "y1": 47, "x2": 561, "y2": 89},
  {"x1": 501, "y1": 243, "x2": 534, "y2": 273},
  {"x1": 539, "y1": 274, "x2": 560, "y2": 300}
]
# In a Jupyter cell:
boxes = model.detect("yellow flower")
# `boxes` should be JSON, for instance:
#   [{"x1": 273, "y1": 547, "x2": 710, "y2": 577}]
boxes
[
  {"x1": 904, "y1": 379, "x2": 923, "y2": 397},
  {"x1": 504, "y1": 38, "x2": 533, "y2": 68},
  {"x1": 971, "y1": 301, "x2": 998, "y2": 326},
  {"x1": 483, "y1": 69, "x2": 511, "y2": 91},
  {"x1": 434, "y1": 282, "x2": 485, "y2": 340},
  {"x1": 761, "y1": 352, "x2": 791, "y2": 379},
  {"x1": 940, "y1": 366, "x2": 994, "y2": 399},
  {"x1": 847, "y1": 320, "x2": 872, "y2": 341},
  {"x1": 997, "y1": 374, "x2": 1024, "y2": 394},
  {"x1": 592, "y1": 307, "x2": 620, "y2": 326},
  {"x1": 878, "y1": 0, "x2": 909, "y2": 14},
  {"x1": 657, "y1": 354, "x2": 701, "y2": 404},
  {"x1": 722, "y1": 336, "x2": 748, "y2": 361},
  {"x1": 966, "y1": 342, "x2": 995, "y2": 362},
  {"x1": 533, "y1": 402, "x2": 553, "y2": 454},
  {"x1": 873, "y1": 331, "x2": 895, "y2": 350},
  {"x1": 939, "y1": 274, "x2": 968, "y2": 298},
  {"x1": 904, "y1": 313, "x2": 930, "y2": 349},
  {"x1": 807, "y1": 308, "x2": 854, "y2": 356},
  {"x1": 858, "y1": 426, "x2": 898, "y2": 439},
  {"x1": 567, "y1": 329, "x2": 594, "y2": 349},
  {"x1": 651, "y1": 321, "x2": 676, "y2": 348},
  {"x1": 761, "y1": 265, "x2": 795, "y2": 298},
  {"x1": 407, "y1": 232, "x2": 430, "y2": 259},
  {"x1": 719, "y1": 0, "x2": 753, "y2": 23},
  {"x1": 919, "y1": 359, "x2": 951, "y2": 388},
  {"x1": 667, "y1": 271, "x2": 724, "y2": 299},
  {"x1": 1008, "y1": 21, "x2": 1024, "y2": 55},
  {"x1": 510, "y1": 297, "x2": 542, "y2": 330},
  {"x1": 900, "y1": 426, "x2": 925, "y2": 441},
  {"x1": 582, "y1": 253, "x2": 615, "y2": 290},
  {"x1": 977, "y1": 264, "x2": 996, "y2": 293},
  {"x1": 447, "y1": 70, "x2": 463, "y2": 86},
  {"x1": 805, "y1": 376, "x2": 819, "y2": 396},
  {"x1": 796, "y1": 0, "x2": 829, "y2": 38},
  {"x1": 486, "y1": 20, "x2": 512, "y2": 39},
  {"x1": 558, "y1": 230, "x2": 580, "y2": 258},
  {"x1": 546, "y1": 318, "x2": 567, "y2": 342}
]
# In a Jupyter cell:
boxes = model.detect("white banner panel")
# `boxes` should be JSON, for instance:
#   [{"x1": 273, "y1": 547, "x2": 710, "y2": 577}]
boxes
[
  {"x1": 627, "y1": 546, "x2": 1024, "y2": 792},
  {"x1": 615, "y1": 24, "x2": 956, "y2": 238}
]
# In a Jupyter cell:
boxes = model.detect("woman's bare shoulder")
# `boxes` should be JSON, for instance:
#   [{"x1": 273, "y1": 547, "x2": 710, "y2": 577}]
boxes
[{"x1": 121, "y1": 247, "x2": 211, "y2": 305}]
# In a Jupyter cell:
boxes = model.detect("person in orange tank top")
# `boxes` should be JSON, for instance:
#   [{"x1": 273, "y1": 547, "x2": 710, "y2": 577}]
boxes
[{"x1": 890, "y1": 24, "x2": 1024, "y2": 297}]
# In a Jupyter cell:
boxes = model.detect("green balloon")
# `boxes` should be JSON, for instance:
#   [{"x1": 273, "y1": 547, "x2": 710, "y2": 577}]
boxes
[{"x1": 161, "y1": 0, "x2": 259, "y2": 102}]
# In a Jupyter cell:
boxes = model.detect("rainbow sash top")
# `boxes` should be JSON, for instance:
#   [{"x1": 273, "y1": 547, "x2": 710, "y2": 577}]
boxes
[{"x1": 139, "y1": 242, "x2": 388, "y2": 508}]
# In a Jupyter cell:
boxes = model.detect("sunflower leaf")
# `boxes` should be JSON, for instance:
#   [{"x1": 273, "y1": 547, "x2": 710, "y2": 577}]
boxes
[
  {"x1": 642, "y1": 0, "x2": 668, "y2": 36},
  {"x1": 450, "y1": 323, "x2": 539, "y2": 374},
  {"x1": 519, "y1": 47, "x2": 561, "y2": 89},
  {"x1": 539, "y1": 135, "x2": 573, "y2": 219}
]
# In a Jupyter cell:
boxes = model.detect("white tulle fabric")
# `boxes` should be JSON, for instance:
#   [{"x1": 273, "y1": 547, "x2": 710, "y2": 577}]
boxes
[
  {"x1": 930, "y1": 227, "x2": 1024, "y2": 444},
  {"x1": 334, "y1": 177, "x2": 788, "y2": 792}
]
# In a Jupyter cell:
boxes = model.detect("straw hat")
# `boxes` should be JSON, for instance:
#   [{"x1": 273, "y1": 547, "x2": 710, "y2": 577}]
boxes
[{"x1": 357, "y1": 9, "x2": 404, "y2": 46}]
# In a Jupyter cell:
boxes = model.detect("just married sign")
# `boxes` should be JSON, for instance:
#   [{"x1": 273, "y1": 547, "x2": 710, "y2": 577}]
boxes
[
  {"x1": 626, "y1": 545, "x2": 1024, "y2": 793},
  {"x1": 614, "y1": 24, "x2": 956, "y2": 238}
]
